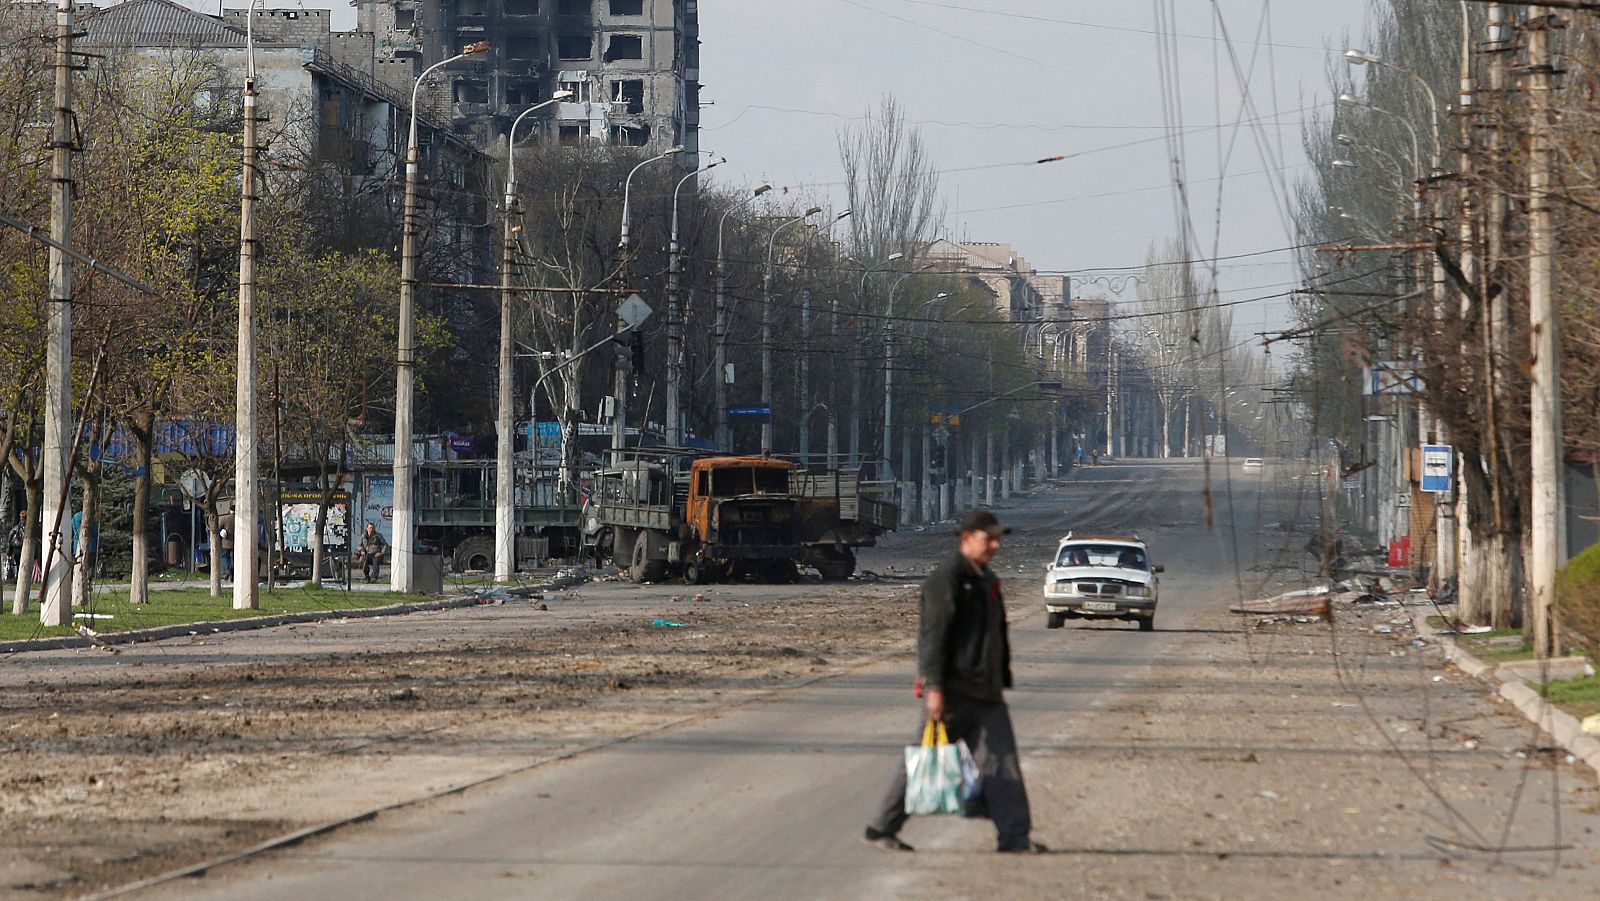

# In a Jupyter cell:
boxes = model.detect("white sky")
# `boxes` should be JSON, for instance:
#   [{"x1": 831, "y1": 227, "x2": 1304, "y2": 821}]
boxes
[{"x1": 199, "y1": 0, "x2": 1372, "y2": 347}]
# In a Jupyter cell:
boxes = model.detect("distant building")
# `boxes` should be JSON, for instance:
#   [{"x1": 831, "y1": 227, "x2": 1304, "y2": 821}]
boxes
[
  {"x1": 353, "y1": 0, "x2": 700, "y2": 153},
  {"x1": 923, "y1": 239, "x2": 1056, "y2": 321}
]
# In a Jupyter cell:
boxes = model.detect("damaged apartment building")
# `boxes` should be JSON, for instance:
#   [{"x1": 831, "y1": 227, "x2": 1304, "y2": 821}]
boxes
[{"x1": 355, "y1": 0, "x2": 700, "y2": 153}]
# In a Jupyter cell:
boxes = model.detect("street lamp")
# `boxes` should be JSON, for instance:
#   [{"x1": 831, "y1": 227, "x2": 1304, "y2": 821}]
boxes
[
  {"x1": 663, "y1": 156, "x2": 725, "y2": 448},
  {"x1": 493, "y1": 89, "x2": 572, "y2": 584},
  {"x1": 850, "y1": 251, "x2": 904, "y2": 466},
  {"x1": 608, "y1": 144, "x2": 685, "y2": 464},
  {"x1": 798, "y1": 209, "x2": 852, "y2": 464},
  {"x1": 618, "y1": 145, "x2": 687, "y2": 250},
  {"x1": 1344, "y1": 49, "x2": 1441, "y2": 170},
  {"x1": 392, "y1": 40, "x2": 490, "y2": 595},
  {"x1": 714, "y1": 184, "x2": 772, "y2": 451},
  {"x1": 1336, "y1": 93, "x2": 1422, "y2": 181},
  {"x1": 882, "y1": 263, "x2": 934, "y2": 483},
  {"x1": 762, "y1": 207, "x2": 823, "y2": 454},
  {"x1": 233, "y1": 0, "x2": 265, "y2": 610}
]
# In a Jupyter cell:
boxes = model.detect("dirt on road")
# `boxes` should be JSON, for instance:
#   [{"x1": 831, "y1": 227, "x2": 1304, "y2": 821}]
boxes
[{"x1": 0, "y1": 571, "x2": 933, "y2": 898}]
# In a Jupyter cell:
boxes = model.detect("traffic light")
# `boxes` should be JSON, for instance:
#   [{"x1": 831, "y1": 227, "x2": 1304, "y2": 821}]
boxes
[{"x1": 612, "y1": 331, "x2": 633, "y2": 371}]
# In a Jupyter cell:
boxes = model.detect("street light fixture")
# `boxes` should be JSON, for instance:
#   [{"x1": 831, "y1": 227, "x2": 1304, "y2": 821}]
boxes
[
  {"x1": 761, "y1": 206, "x2": 824, "y2": 454},
  {"x1": 493, "y1": 89, "x2": 572, "y2": 584},
  {"x1": 850, "y1": 251, "x2": 905, "y2": 466},
  {"x1": 665, "y1": 155, "x2": 725, "y2": 447},
  {"x1": 618, "y1": 145, "x2": 687, "y2": 249},
  {"x1": 882, "y1": 262, "x2": 935, "y2": 483},
  {"x1": 392, "y1": 40, "x2": 491, "y2": 595},
  {"x1": 714, "y1": 184, "x2": 772, "y2": 450},
  {"x1": 1341, "y1": 50, "x2": 1441, "y2": 171}
]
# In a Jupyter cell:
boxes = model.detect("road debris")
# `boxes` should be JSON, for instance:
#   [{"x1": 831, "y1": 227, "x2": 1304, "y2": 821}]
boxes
[
  {"x1": 1231, "y1": 586, "x2": 1331, "y2": 617},
  {"x1": 650, "y1": 619, "x2": 687, "y2": 628}
]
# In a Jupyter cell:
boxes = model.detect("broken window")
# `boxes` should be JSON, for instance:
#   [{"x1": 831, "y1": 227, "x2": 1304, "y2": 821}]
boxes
[
  {"x1": 604, "y1": 34, "x2": 643, "y2": 62},
  {"x1": 506, "y1": 81, "x2": 544, "y2": 105},
  {"x1": 557, "y1": 0, "x2": 587, "y2": 14},
  {"x1": 611, "y1": 78, "x2": 644, "y2": 114},
  {"x1": 558, "y1": 75, "x2": 591, "y2": 102},
  {"x1": 557, "y1": 33, "x2": 593, "y2": 60},
  {"x1": 394, "y1": 8, "x2": 415, "y2": 29},
  {"x1": 507, "y1": 35, "x2": 540, "y2": 59},
  {"x1": 458, "y1": 0, "x2": 486, "y2": 16},
  {"x1": 609, "y1": 0, "x2": 643, "y2": 14},
  {"x1": 610, "y1": 123, "x2": 650, "y2": 146},
  {"x1": 504, "y1": 0, "x2": 538, "y2": 13},
  {"x1": 453, "y1": 79, "x2": 488, "y2": 104},
  {"x1": 559, "y1": 124, "x2": 587, "y2": 145}
]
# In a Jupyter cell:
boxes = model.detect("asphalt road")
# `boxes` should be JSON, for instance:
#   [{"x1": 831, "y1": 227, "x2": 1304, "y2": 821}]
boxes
[{"x1": 135, "y1": 459, "x2": 1600, "y2": 900}]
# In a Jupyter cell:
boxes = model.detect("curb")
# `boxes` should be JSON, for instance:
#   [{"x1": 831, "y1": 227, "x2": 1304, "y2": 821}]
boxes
[
  {"x1": 1409, "y1": 608, "x2": 1600, "y2": 779},
  {"x1": 0, "y1": 595, "x2": 484, "y2": 655}
]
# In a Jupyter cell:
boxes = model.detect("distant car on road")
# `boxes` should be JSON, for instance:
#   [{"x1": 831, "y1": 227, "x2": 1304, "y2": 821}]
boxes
[
  {"x1": 1242, "y1": 457, "x2": 1265, "y2": 472},
  {"x1": 1043, "y1": 533, "x2": 1163, "y2": 632}
]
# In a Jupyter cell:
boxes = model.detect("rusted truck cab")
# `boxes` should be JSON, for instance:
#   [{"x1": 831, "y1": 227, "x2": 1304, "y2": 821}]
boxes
[{"x1": 681, "y1": 457, "x2": 802, "y2": 583}]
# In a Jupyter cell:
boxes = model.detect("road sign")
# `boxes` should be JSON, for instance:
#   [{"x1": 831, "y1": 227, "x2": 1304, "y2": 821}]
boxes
[
  {"x1": 1421, "y1": 444, "x2": 1453, "y2": 493},
  {"x1": 617, "y1": 293, "x2": 652, "y2": 329},
  {"x1": 726, "y1": 404, "x2": 771, "y2": 422},
  {"x1": 1364, "y1": 362, "x2": 1423, "y2": 396}
]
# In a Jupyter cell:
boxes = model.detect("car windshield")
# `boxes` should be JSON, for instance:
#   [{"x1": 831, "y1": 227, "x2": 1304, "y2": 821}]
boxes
[{"x1": 1055, "y1": 544, "x2": 1147, "y2": 570}]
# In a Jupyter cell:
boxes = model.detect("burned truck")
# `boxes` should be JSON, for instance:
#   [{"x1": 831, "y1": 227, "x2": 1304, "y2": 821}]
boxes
[{"x1": 583, "y1": 453, "x2": 897, "y2": 583}]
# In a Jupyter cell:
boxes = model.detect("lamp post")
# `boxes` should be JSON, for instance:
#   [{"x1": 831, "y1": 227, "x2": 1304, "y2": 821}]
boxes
[
  {"x1": 715, "y1": 184, "x2": 772, "y2": 451},
  {"x1": 762, "y1": 207, "x2": 823, "y2": 454},
  {"x1": 1343, "y1": 50, "x2": 1441, "y2": 172},
  {"x1": 882, "y1": 263, "x2": 932, "y2": 482},
  {"x1": 799, "y1": 209, "x2": 852, "y2": 464},
  {"x1": 611, "y1": 145, "x2": 686, "y2": 464},
  {"x1": 666, "y1": 156, "x2": 724, "y2": 448},
  {"x1": 493, "y1": 90, "x2": 571, "y2": 584},
  {"x1": 391, "y1": 41, "x2": 490, "y2": 595},
  {"x1": 233, "y1": 0, "x2": 264, "y2": 610},
  {"x1": 851, "y1": 252, "x2": 903, "y2": 466}
]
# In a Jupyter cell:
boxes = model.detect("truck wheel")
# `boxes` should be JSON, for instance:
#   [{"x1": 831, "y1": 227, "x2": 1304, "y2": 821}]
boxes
[
  {"x1": 453, "y1": 536, "x2": 493, "y2": 573},
  {"x1": 682, "y1": 559, "x2": 707, "y2": 585},
  {"x1": 768, "y1": 560, "x2": 800, "y2": 583},
  {"x1": 1138, "y1": 615, "x2": 1155, "y2": 632},
  {"x1": 630, "y1": 535, "x2": 668, "y2": 583},
  {"x1": 1046, "y1": 611, "x2": 1066, "y2": 629},
  {"x1": 813, "y1": 550, "x2": 856, "y2": 581}
]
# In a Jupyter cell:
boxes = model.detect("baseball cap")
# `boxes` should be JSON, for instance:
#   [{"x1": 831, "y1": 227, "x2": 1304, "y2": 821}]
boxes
[{"x1": 959, "y1": 509, "x2": 1011, "y2": 537}]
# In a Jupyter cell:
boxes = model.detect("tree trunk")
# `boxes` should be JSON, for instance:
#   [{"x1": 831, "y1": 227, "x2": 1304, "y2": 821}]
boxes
[
  {"x1": 128, "y1": 408, "x2": 155, "y2": 604},
  {"x1": 13, "y1": 477, "x2": 41, "y2": 616},
  {"x1": 205, "y1": 496, "x2": 223, "y2": 598},
  {"x1": 1160, "y1": 394, "x2": 1173, "y2": 459}
]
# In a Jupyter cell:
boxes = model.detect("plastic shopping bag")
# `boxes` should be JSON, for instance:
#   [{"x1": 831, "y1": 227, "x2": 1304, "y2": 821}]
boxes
[
  {"x1": 956, "y1": 738, "x2": 981, "y2": 802},
  {"x1": 904, "y1": 719, "x2": 963, "y2": 816}
]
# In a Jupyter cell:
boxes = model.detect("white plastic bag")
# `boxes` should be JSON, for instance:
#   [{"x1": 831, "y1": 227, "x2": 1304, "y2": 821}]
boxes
[{"x1": 904, "y1": 719, "x2": 963, "y2": 816}]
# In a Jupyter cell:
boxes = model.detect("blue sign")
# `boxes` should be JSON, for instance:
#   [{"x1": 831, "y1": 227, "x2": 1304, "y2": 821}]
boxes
[
  {"x1": 726, "y1": 404, "x2": 771, "y2": 421},
  {"x1": 1420, "y1": 444, "x2": 1453, "y2": 494}
]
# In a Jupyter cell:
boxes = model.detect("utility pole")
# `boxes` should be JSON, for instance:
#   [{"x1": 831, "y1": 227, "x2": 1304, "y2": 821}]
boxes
[
  {"x1": 798, "y1": 289, "x2": 812, "y2": 462},
  {"x1": 667, "y1": 159, "x2": 721, "y2": 448},
  {"x1": 1527, "y1": 5, "x2": 1566, "y2": 658},
  {"x1": 714, "y1": 185, "x2": 769, "y2": 452},
  {"x1": 40, "y1": 0, "x2": 75, "y2": 628},
  {"x1": 495, "y1": 167, "x2": 519, "y2": 584},
  {"x1": 233, "y1": 7, "x2": 262, "y2": 609},
  {"x1": 762, "y1": 208, "x2": 820, "y2": 455}
]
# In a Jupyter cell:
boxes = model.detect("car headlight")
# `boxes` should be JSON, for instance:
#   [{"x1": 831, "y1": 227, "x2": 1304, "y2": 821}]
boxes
[
  {"x1": 1124, "y1": 585, "x2": 1151, "y2": 599},
  {"x1": 1047, "y1": 580, "x2": 1073, "y2": 595}
]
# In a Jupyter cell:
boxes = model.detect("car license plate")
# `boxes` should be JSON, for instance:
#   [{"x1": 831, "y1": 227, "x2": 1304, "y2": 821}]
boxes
[{"x1": 1083, "y1": 601, "x2": 1117, "y2": 612}]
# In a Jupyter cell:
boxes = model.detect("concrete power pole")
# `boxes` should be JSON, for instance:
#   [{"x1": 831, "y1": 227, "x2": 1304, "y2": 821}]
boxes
[
  {"x1": 40, "y1": 0, "x2": 75, "y2": 628},
  {"x1": 495, "y1": 178, "x2": 519, "y2": 583},
  {"x1": 1526, "y1": 5, "x2": 1566, "y2": 658},
  {"x1": 233, "y1": 8, "x2": 262, "y2": 610}
]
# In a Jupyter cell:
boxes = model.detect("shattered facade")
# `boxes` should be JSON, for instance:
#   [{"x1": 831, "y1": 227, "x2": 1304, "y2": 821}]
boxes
[{"x1": 354, "y1": 0, "x2": 700, "y2": 153}]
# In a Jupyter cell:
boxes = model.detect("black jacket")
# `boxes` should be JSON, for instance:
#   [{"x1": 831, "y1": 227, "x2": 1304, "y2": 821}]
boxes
[{"x1": 917, "y1": 551, "x2": 1012, "y2": 701}]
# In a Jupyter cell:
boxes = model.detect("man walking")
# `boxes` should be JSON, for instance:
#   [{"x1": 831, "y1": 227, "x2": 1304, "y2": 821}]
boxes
[
  {"x1": 864, "y1": 509, "x2": 1046, "y2": 854},
  {"x1": 356, "y1": 522, "x2": 388, "y2": 584}
]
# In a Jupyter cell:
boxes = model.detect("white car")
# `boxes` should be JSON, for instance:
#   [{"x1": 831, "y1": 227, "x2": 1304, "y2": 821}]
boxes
[
  {"x1": 1043, "y1": 533, "x2": 1163, "y2": 632},
  {"x1": 1242, "y1": 457, "x2": 1264, "y2": 472}
]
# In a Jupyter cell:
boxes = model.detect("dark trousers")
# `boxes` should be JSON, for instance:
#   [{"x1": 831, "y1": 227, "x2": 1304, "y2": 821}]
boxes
[
  {"x1": 362, "y1": 554, "x2": 383, "y2": 581},
  {"x1": 868, "y1": 692, "x2": 1032, "y2": 846}
]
